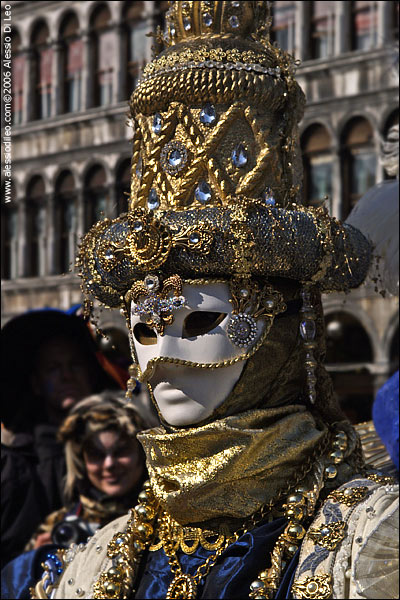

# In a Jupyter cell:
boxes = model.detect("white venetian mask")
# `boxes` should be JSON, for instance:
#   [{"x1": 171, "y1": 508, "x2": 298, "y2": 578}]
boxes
[{"x1": 130, "y1": 281, "x2": 265, "y2": 426}]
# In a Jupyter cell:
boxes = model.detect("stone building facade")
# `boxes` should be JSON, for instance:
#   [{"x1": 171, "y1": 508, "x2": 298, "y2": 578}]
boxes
[{"x1": 1, "y1": 0, "x2": 399, "y2": 420}]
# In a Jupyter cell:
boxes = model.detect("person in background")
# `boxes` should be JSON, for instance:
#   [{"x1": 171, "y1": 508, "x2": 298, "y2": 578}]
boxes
[
  {"x1": 1, "y1": 309, "x2": 121, "y2": 567},
  {"x1": 25, "y1": 391, "x2": 148, "y2": 551}
]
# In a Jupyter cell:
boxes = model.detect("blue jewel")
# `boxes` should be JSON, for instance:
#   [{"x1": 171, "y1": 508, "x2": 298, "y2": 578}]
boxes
[{"x1": 231, "y1": 143, "x2": 248, "y2": 167}]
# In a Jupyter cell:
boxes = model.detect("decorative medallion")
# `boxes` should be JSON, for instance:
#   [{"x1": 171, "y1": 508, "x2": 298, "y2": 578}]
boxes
[
  {"x1": 128, "y1": 274, "x2": 186, "y2": 335},
  {"x1": 291, "y1": 574, "x2": 333, "y2": 599},
  {"x1": 160, "y1": 140, "x2": 189, "y2": 176},
  {"x1": 227, "y1": 313, "x2": 258, "y2": 348},
  {"x1": 307, "y1": 521, "x2": 347, "y2": 551},
  {"x1": 327, "y1": 486, "x2": 369, "y2": 507},
  {"x1": 127, "y1": 210, "x2": 172, "y2": 270},
  {"x1": 166, "y1": 574, "x2": 197, "y2": 599}
]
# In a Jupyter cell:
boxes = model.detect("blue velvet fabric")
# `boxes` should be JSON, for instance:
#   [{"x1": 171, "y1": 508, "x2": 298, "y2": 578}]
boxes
[
  {"x1": 1, "y1": 544, "x2": 60, "y2": 599},
  {"x1": 134, "y1": 518, "x2": 298, "y2": 599},
  {"x1": 372, "y1": 370, "x2": 399, "y2": 471}
]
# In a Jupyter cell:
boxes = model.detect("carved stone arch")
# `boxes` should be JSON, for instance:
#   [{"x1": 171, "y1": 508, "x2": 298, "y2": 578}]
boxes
[
  {"x1": 52, "y1": 165, "x2": 80, "y2": 191},
  {"x1": 383, "y1": 313, "x2": 400, "y2": 364},
  {"x1": 24, "y1": 171, "x2": 52, "y2": 197},
  {"x1": 323, "y1": 303, "x2": 380, "y2": 363},
  {"x1": 82, "y1": 157, "x2": 113, "y2": 187},
  {"x1": 337, "y1": 112, "x2": 378, "y2": 146},
  {"x1": 55, "y1": 7, "x2": 82, "y2": 40},
  {"x1": 380, "y1": 105, "x2": 399, "y2": 135},
  {"x1": 27, "y1": 17, "x2": 51, "y2": 45}
]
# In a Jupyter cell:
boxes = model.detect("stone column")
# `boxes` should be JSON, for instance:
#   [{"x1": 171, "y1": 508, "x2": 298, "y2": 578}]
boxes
[
  {"x1": 377, "y1": 0, "x2": 391, "y2": 48},
  {"x1": 21, "y1": 48, "x2": 34, "y2": 122},
  {"x1": 335, "y1": 1, "x2": 351, "y2": 55},
  {"x1": 17, "y1": 200, "x2": 26, "y2": 277},
  {"x1": 106, "y1": 183, "x2": 118, "y2": 219},
  {"x1": 51, "y1": 41, "x2": 63, "y2": 116},
  {"x1": 76, "y1": 187, "x2": 85, "y2": 245},
  {"x1": 81, "y1": 31, "x2": 92, "y2": 110},
  {"x1": 116, "y1": 23, "x2": 128, "y2": 103},
  {"x1": 294, "y1": 1, "x2": 308, "y2": 62},
  {"x1": 331, "y1": 143, "x2": 342, "y2": 220},
  {"x1": 46, "y1": 194, "x2": 56, "y2": 275}
]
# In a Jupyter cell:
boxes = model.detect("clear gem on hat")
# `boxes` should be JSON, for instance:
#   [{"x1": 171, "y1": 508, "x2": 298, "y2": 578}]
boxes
[
  {"x1": 135, "y1": 156, "x2": 142, "y2": 179},
  {"x1": 232, "y1": 143, "x2": 248, "y2": 168},
  {"x1": 200, "y1": 103, "x2": 217, "y2": 126},
  {"x1": 152, "y1": 113, "x2": 162, "y2": 134},
  {"x1": 195, "y1": 181, "x2": 212, "y2": 204},
  {"x1": 148, "y1": 188, "x2": 160, "y2": 210},
  {"x1": 183, "y1": 18, "x2": 191, "y2": 31},
  {"x1": 203, "y1": 12, "x2": 213, "y2": 27},
  {"x1": 104, "y1": 248, "x2": 115, "y2": 261},
  {"x1": 189, "y1": 232, "x2": 200, "y2": 245},
  {"x1": 262, "y1": 187, "x2": 276, "y2": 206},
  {"x1": 229, "y1": 15, "x2": 240, "y2": 28}
]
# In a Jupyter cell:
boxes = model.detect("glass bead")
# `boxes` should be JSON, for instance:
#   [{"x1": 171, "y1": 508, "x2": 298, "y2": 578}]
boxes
[
  {"x1": 300, "y1": 319, "x2": 316, "y2": 341},
  {"x1": 68, "y1": 579, "x2": 75, "y2": 585},
  {"x1": 231, "y1": 143, "x2": 248, "y2": 167},
  {"x1": 152, "y1": 113, "x2": 162, "y2": 134},
  {"x1": 189, "y1": 232, "x2": 200, "y2": 244},
  {"x1": 135, "y1": 156, "x2": 142, "y2": 178},
  {"x1": 183, "y1": 18, "x2": 191, "y2": 31},
  {"x1": 133, "y1": 221, "x2": 143, "y2": 232},
  {"x1": 229, "y1": 15, "x2": 240, "y2": 28},
  {"x1": 195, "y1": 181, "x2": 212, "y2": 204},
  {"x1": 203, "y1": 12, "x2": 213, "y2": 26},
  {"x1": 104, "y1": 248, "x2": 114, "y2": 260},
  {"x1": 200, "y1": 103, "x2": 217, "y2": 126},
  {"x1": 148, "y1": 189, "x2": 160, "y2": 210},
  {"x1": 231, "y1": 1, "x2": 241, "y2": 6}
]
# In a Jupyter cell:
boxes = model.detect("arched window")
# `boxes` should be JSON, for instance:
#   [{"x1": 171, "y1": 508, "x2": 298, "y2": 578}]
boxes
[
  {"x1": 116, "y1": 158, "x2": 131, "y2": 215},
  {"x1": 341, "y1": 117, "x2": 376, "y2": 219},
  {"x1": 310, "y1": 1, "x2": 336, "y2": 59},
  {"x1": 55, "y1": 171, "x2": 76, "y2": 274},
  {"x1": 60, "y1": 12, "x2": 82, "y2": 114},
  {"x1": 351, "y1": 1, "x2": 378, "y2": 51},
  {"x1": 84, "y1": 165, "x2": 108, "y2": 230},
  {"x1": 325, "y1": 312, "x2": 374, "y2": 423},
  {"x1": 26, "y1": 176, "x2": 46, "y2": 276},
  {"x1": 270, "y1": 1, "x2": 295, "y2": 52},
  {"x1": 11, "y1": 30, "x2": 24, "y2": 125},
  {"x1": 31, "y1": 21, "x2": 52, "y2": 120},
  {"x1": 123, "y1": 1, "x2": 148, "y2": 98},
  {"x1": 301, "y1": 124, "x2": 333, "y2": 209},
  {"x1": 1, "y1": 183, "x2": 18, "y2": 280},
  {"x1": 91, "y1": 4, "x2": 114, "y2": 107}
]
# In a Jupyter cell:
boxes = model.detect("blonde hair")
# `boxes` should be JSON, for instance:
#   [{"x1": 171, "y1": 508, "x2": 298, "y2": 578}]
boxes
[{"x1": 58, "y1": 391, "x2": 145, "y2": 502}]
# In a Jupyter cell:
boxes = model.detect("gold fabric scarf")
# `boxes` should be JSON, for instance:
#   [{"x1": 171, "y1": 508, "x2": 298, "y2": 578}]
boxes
[{"x1": 138, "y1": 404, "x2": 328, "y2": 527}]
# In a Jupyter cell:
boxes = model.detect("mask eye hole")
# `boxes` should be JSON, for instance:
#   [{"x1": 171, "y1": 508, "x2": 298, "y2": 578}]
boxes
[
  {"x1": 134, "y1": 323, "x2": 157, "y2": 345},
  {"x1": 182, "y1": 311, "x2": 226, "y2": 338}
]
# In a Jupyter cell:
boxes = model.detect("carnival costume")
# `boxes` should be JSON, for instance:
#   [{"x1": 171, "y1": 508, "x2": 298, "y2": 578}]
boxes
[{"x1": 31, "y1": 2, "x2": 398, "y2": 599}]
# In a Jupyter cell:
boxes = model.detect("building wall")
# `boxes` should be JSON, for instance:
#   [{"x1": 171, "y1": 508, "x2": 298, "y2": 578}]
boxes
[{"x1": 1, "y1": 0, "x2": 399, "y2": 419}]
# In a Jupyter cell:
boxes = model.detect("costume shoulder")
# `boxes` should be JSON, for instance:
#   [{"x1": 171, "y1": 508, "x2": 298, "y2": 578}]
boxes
[
  {"x1": 31, "y1": 512, "x2": 130, "y2": 599},
  {"x1": 292, "y1": 473, "x2": 399, "y2": 599}
]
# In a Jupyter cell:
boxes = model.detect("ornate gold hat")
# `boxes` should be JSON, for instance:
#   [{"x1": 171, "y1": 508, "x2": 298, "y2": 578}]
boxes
[{"x1": 77, "y1": 0, "x2": 371, "y2": 314}]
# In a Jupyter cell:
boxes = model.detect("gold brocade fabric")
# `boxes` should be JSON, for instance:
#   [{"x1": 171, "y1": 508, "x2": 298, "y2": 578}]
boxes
[{"x1": 138, "y1": 404, "x2": 327, "y2": 526}]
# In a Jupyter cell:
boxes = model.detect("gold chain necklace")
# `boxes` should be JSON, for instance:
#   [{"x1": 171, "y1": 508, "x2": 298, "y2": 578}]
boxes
[{"x1": 164, "y1": 531, "x2": 237, "y2": 599}]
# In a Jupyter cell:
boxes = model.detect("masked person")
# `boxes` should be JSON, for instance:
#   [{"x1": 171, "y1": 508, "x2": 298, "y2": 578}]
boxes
[
  {"x1": 25, "y1": 392, "x2": 148, "y2": 551},
  {"x1": 30, "y1": 2, "x2": 398, "y2": 599},
  {"x1": 1, "y1": 309, "x2": 121, "y2": 567}
]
